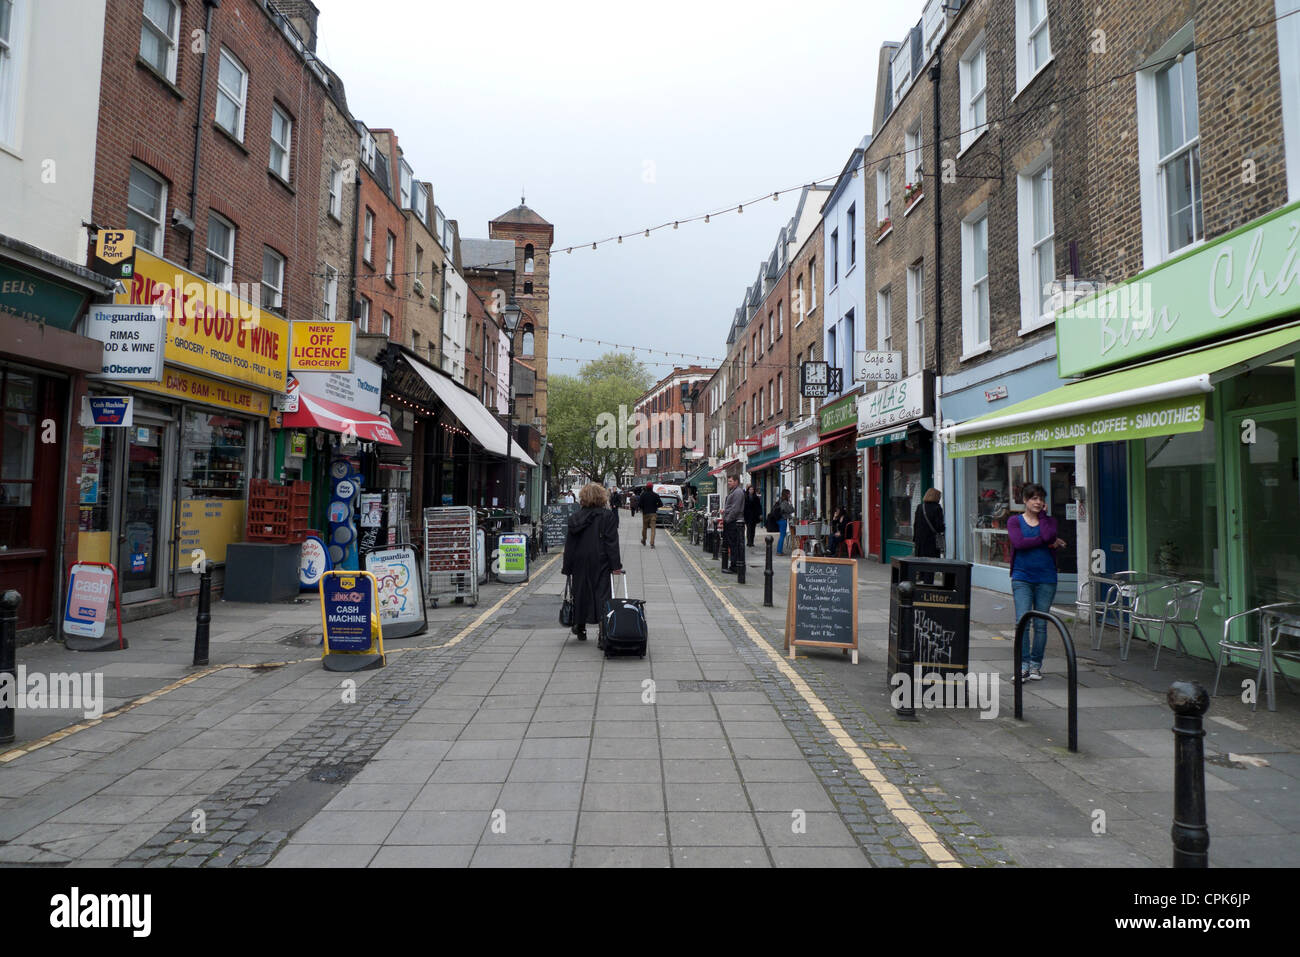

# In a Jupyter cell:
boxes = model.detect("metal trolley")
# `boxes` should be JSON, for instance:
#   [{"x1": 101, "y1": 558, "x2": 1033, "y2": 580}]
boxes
[{"x1": 423, "y1": 506, "x2": 479, "y2": 607}]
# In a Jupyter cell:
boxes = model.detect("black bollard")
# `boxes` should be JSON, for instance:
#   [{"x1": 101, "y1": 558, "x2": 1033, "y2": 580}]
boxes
[
  {"x1": 1168, "y1": 681, "x2": 1210, "y2": 868},
  {"x1": 718, "y1": 525, "x2": 728, "y2": 568},
  {"x1": 736, "y1": 529, "x2": 746, "y2": 584},
  {"x1": 763, "y1": 538, "x2": 774, "y2": 607},
  {"x1": 0, "y1": 590, "x2": 18, "y2": 744},
  {"x1": 193, "y1": 565, "x2": 212, "y2": 667},
  {"x1": 894, "y1": 581, "x2": 918, "y2": 721}
]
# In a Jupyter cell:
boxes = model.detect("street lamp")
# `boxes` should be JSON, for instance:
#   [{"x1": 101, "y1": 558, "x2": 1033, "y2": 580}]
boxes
[{"x1": 502, "y1": 300, "x2": 522, "y2": 515}]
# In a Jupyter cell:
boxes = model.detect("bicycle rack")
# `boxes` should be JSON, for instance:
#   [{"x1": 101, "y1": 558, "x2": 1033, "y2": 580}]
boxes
[{"x1": 1013, "y1": 610, "x2": 1079, "y2": 753}]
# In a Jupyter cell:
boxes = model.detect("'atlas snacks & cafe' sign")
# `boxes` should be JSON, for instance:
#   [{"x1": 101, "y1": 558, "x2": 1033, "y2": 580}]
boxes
[{"x1": 115, "y1": 249, "x2": 288, "y2": 393}]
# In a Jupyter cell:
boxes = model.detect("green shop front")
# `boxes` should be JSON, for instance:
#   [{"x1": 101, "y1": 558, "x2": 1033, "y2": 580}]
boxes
[
  {"x1": 942, "y1": 200, "x2": 1300, "y2": 663},
  {"x1": 744, "y1": 426, "x2": 782, "y2": 513},
  {"x1": 857, "y1": 371, "x2": 934, "y2": 562}
]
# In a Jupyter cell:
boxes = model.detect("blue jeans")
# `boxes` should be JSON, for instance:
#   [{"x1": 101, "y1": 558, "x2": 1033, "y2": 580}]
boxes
[
  {"x1": 777, "y1": 519, "x2": 788, "y2": 554},
  {"x1": 1013, "y1": 580, "x2": 1056, "y2": 670}
]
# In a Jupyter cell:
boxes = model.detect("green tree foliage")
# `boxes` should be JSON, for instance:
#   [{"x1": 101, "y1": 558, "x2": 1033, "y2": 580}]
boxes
[{"x1": 549, "y1": 351, "x2": 652, "y2": 485}]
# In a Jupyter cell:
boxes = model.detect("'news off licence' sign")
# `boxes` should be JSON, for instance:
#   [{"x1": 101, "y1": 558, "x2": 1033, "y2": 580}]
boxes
[
  {"x1": 63, "y1": 564, "x2": 115, "y2": 638},
  {"x1": 323, "y1": 574, "x2": 373, "y2": 651}
]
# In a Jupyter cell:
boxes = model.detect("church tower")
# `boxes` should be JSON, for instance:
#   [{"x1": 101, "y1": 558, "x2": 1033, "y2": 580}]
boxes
[{"x1": 489, "y1": 198, "x2": 552, "y2": 438}]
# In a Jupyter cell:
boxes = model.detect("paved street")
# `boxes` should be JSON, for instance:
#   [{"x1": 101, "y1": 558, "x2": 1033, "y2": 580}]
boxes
[{"x1": 1, "y1": 519, "x2": 1296, "y2": 868}]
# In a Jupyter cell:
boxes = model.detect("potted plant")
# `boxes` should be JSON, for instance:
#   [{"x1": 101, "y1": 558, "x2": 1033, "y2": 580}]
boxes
[
  {"x1": 877, "y1": 218, "x2": 892, "y2": 238},
  {"x1": 413, "y1": 277, "x2": 426, "y2": 297},
  {"x1": 904, "y1": 179, "x2": 923, "y2": 207}
]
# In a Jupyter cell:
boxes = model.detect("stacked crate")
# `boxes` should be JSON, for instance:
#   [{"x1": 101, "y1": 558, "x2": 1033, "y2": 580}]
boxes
[{"x1": 246, "y1": 479, "x2": 311, "y2": 544}]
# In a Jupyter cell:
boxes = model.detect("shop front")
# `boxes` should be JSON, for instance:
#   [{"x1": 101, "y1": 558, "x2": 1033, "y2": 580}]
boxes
[
  {"x1": 818, "y1": 392, "x2": 861, "y2": 541},
  {"x1": 856, "y1": 371, "x2": 934, "y2": 562},
  {"x1": 77, "y1": 250, "x2": 287, "y2": 607},
  {"x1": 744, "y1": 426, "x2": 782, "y2": 510},
  {"x1": 942, "y1": 199, "x2": 1300, "y2": 656},
  {"x1": 0, "y1": 238, "x2": 114, "y2": 634}
]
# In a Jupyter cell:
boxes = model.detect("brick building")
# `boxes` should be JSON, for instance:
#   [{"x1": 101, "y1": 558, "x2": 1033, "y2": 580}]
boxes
[
  {"x1": 311, "y1": 64, "x2": 358, "y2": 326},
  {"x1": 355, "y1": 127, "x2": 407, "y2": 342},
  {"x1": 632, "y1": 365, "x2": 715, "y2": 482},
  {"x1": 86, "y1": 0, "x2": 331, "y2": 611}
]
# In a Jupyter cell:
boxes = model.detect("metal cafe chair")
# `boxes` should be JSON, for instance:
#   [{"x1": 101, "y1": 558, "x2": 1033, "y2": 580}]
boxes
[
  {"x1": 1128, "y1": 580, "x2": 1212, "y2": 669},
  {"x1": 1076, "y1": 575, "x2": 1125, "y2": 653},
  {"x1": 1214, "y1": 602, "x2": 1300, "y2": 712}
]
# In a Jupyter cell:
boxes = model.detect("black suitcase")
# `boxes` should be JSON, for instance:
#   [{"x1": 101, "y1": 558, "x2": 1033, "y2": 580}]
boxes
[{"x1": 599, "y1": 574, "x2": 647, "y2": 658}]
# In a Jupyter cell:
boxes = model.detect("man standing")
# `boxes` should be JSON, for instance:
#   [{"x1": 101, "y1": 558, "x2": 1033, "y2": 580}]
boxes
[
  {"x1": 639, "y1": 482, "x2": 663, "y2": 548},
  {"x1": 744, "y1": 485, "x2": 762, "y2": 547},
  {"x1": 721, "y1": 475, "x2": 746, "y2": 576}
]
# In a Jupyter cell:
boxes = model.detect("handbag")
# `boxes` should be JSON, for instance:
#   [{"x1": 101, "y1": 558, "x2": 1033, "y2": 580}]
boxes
[
  {"x1": 921, "y1": 503, "x2": 945, "y2": 555},
  {"x1": 558, "y1": 576, "x2": 575, "y2": 628}
]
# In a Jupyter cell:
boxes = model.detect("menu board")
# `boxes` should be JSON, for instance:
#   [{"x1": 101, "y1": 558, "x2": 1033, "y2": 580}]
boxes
[
  {"x1": 543, "y1": 502, "x2": 579, "y2": 547},
  {"x1": 784, "y1": 557, "x2": 858, "y2": 664}
]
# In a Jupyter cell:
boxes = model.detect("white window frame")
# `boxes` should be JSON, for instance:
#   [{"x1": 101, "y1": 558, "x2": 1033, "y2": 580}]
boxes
[
  {"x1": 363, "y1": 208, "x2": 373, "y2": 264},
  {"x1": 360, "y1": 128, "x2": 376, "y2": 170},
  {"x1": 323, "y1": 264, "x2": 338, "y2": 321},
  {"x1": 1137, "y1": 26, "x2": 1203, "y2": 266},
  {"x1": 796, "y1": 276, "x2": 805, "y2": 325},
  {"x1": 269, "y1": 104, "x2": 292, "y2": 181},
  {"x1": 328, "y1": 162, "x2": 342, "y2": 220},
  {"x1": 382, "y1": 311, "x2": 392, "y2": 337},
  {"x1": 1017, "y1": 152, "x2": 1056, "y2": 332},
  {"x1": 413, "y1": 181, "x2": 428, "y2": 223},
  {"x1": 961, "y1": 205, "x2": 991, "y2": 359},
  {"x1": 906, "y1": 263, "x2": 924, "y2": 376},
  {"x1": 877, "y1": 287, "x2": 892, "y2": 352},
  {"x1": 777, "y1": 371, "x2": 783, "y2": 412},
  {"x1": 139, "y1": 0, "x2": 180, "y2": 82},
  {"x1": 810, "y1": 256, "x2": 817, "y2": 308},
  {"x1": 126, "y1": 161, "x2": 167, "y2": 255},
  {"x1": 904, "y1": 124, "x2": 923, "y2": 206},
  {"x1": 385, "y1": 231, "x2": 395, "y2": 281},
  {"x1": 0, "y1": 0, "x2": 28, "y2": 148},
  {"x1": 261, "y1": 247, "x2": 285, "y2": 313},
  {"x1": 768, "y1": 312, "x2": 774, "y2": 346},
  {"x1": 399, "y1": 161, "x2": 412, "y2": 209},
  {"x1": 847, "y1": 204, "x2": 857, "y2": 265},
  {"x1": 1015, "y1": 0, "x2": 1053, "y2": 96},
  {"x1": 959, "y1": 33, "x2": 988, "y2": 154},
  {"x1": 876, "y1": 167, "x2": 891, "y2": 227},
  {"x1": 358, "y1": 295, "x2": 370, "y2": 333},
  {"x1": 204, "y1": 212, "x2": 236, "y2": 288},
  {"x1": 777, "y1": 300, "x2": 783, "y2": 337},
  {"x1": 215, "y1": 47, "x2": 248, "y2": 142},
  {"x1": 830, "y1": 231, "x2": 839, "y2": 287}
]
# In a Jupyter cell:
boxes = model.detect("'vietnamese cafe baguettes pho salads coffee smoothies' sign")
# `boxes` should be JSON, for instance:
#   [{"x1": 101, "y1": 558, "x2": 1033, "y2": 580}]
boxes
[{"x1": 1056, "y1": 198, "x2": 1300, "y2": 378}]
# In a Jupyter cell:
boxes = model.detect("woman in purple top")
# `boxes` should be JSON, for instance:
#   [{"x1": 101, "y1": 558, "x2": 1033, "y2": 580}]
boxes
[{"x1": 1008, "y1": 482, "x2": 1068, "y2": 680}]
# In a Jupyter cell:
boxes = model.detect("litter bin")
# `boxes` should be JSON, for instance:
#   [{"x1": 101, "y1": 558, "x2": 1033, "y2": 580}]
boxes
[{"x1": 888, "y1": 557, "x2": 973, "y2": 685}]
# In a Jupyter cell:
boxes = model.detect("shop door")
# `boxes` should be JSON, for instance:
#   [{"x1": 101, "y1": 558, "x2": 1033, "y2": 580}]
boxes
[
  {"x1": 1094, "y1": 442, "x2": 1129, "y2": 574},
  {"x1": 119, "y1": 420, "x2": 174, "y2": 602},
  {"x1": 1043, "y1": 451, "x2": 1079, "y2": 603},
  {"x1": 868, "y1": 448, "x2": 882, "y2": 557},
  {"x1": 1228, "y1": 408, "x2": 1300, "y2": 612}
]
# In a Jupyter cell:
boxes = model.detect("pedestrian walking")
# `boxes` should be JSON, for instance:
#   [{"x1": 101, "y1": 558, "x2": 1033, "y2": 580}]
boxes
[
  {"x1": 629, "y1": 490, "x2": 638, "y2": 518},
  {"x1": 744, "y1": 485, "x2": 762, "y2": 547},
  {"x1": 912, "y1": 488, "x2": 945, "y2": 558},
  {"x1": 720, "y1": 475, "x2": 745, "y2": 576},
  {"x1": 639, "y1": 482, "x2": 663, "y2": 548},
  {"x1": 561, "y1": 483, "x2": 623, "y2": 642},
  {"x1": 1008, "y1": 482, "x2": 1067, "y2": 681},
  {"x1": 609, "y1": 491, "x2": 620, "y2": 529},
  {"x1": 775, "y1": 488, "x2": 795, "y2": 555}
]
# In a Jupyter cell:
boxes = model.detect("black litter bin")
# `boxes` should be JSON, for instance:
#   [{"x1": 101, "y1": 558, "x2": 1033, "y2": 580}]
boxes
[{"x1": 888, "y1": 557, "x2": 973, "y2": 685}]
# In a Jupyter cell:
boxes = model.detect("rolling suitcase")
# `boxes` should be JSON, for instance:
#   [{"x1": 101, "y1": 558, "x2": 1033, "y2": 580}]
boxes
[{"x1": 599, "y1": 573, "x2": 648, "y2": 658}]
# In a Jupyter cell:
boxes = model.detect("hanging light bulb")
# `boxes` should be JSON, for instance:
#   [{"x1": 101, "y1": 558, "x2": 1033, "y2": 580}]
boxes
[
  {"x1": 737, "y1": 204, "x2": 743, "y2": 214},
  {"x1": 772, "y1": 192, "x2": 779, "y2": 202},
  {"x1": 591, "y1": 242, "x2": 596, "y2": 250},
  {"x1": 644, "y1": 229, "x2": 649, "y2": 238},
  {"x1": 566, "y1": 247, "x2": 572, "y2": 253},
  {"x1": 618, "y1": 235, "x2": 622, "y2": 243},
  {"x1": 673, "y1": 221, "x2": 679, "y2": 229},
  {"x1": 705, "y1": 214, "x2": 710, "y2": 223}
]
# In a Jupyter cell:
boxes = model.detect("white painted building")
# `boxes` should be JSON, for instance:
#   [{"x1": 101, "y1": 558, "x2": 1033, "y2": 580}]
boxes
[{"x1": 821, "y1": 136, "x2": 871, "y2": 404}]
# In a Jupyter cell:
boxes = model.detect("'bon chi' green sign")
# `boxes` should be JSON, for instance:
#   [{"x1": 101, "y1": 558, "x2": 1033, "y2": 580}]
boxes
[
  {"x1": 945, "y1": 394, "x2": 1206, "y2": 458},
  {"x1": 1057, "y1": 199, "x2": 1300, "y2": 378}
]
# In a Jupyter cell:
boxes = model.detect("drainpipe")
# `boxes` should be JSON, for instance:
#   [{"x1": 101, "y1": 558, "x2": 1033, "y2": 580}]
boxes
[
  {"x1": 348, "y1": 168, "x2": 360, "y2": 321},
  {"x1": 929, "y1": 52, "x2": 946, "y2": 506},
  {"x1": 186, "y1": 0, "x2": 220, "y2": 270}
]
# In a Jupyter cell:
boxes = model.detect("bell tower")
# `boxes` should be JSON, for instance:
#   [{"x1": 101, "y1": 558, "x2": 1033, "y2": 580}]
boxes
[{"x1": 489, "y1": 198, "x2": 552, "y2": 434}]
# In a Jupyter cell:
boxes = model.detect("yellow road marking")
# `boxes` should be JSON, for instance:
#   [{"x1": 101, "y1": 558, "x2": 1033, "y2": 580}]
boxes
[
  {"x1": 669, "y1": 534, "x2": 961, "y2": 867},
  {"x1": 0, "y1": 554, "x2": 559, "y2": 765}
]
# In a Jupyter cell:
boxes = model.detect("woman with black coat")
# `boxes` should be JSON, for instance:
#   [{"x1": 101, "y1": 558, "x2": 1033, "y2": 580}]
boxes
[
  {"x1": 913, "y1": 488, "x2": 945, "y2": 558},
  {"x1": 561, "y1": 483, "x2": 623, "y2": 641}
]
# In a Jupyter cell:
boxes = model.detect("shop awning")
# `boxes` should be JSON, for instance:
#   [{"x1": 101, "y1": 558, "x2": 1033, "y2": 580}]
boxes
[
  {"x1": 941, "y1": 323, "x2": 1300, "y2": 458},
  {"x1": 856, "y1": 426, "x2": 908, "y2": 450},
  {"x1": 708, "y1": 458, "x2": 739, "y2": 476},
  {"x1": 748, "y1": 434, "x2": 842, "y2": 473},
  {"x1": 745, "y1": 447, "x2": 781, "y2": 473},
  {"x1": 404, "y1": 359, "x2": 536, "y2": 467},
  {"x1": 683, "y1": 462, "x2": 714, "y2": 485},
  {"x1": 282, "y1": 392, "x2": 402, "y2": 446}
]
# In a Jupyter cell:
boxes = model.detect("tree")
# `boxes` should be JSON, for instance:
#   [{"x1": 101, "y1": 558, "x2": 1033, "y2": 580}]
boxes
[{"x1": 548, "y1": 351, "x2": 652, "y2": 485}]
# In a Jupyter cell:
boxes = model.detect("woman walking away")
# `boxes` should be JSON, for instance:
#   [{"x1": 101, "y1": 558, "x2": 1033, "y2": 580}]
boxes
[
  {"x1": 1008, "y1": 482, "x2": 1068, "y2": 681},
  {"x1": 913, "y1": 488, "x2": 945, "y2": 558},
  {"x1": 775, "y1": 489, "x2": 795, "y2": 555},
  {"x1": 562, "y1": 483, "x2": 623, "y2": 642}
]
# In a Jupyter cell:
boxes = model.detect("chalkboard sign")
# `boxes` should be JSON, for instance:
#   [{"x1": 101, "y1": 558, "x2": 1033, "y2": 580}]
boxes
[
  {"x1": 543, "y1": 502, "x2": 579, "y2": 547},
  {"x1": 784, "y1": 556, "x2": 859, "y2": 663}
]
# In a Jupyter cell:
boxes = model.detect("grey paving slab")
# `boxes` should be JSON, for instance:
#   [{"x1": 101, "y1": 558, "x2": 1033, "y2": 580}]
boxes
[
  {"x1": 470, "y1": 844, "x2": 572, "y2": 867},
  {"x1": 478, "y1": 810, "x2": 578, "y2": 846},
  {"x1": 767, "y1": 847, "x2": 871, "y2": 867},
  {"x1": 444, "y1": 740, "x2": 521, "y2": 761},
  {"x1": 386, "y1": 810, "x2": 490, "y2": 845},
  {"x1": 671, "y1": 846, "x2": 771, "y2": 867},
  {"x1": 573, "y1": 845, "x2": 670, "y2": 867},
  {"x1": 410, "y1": 782, "x2": 503, "y2": 811},
  {"x1": 496, "y1": 782, "x2": 584, "y2": 811},
  {"x1": 667, "y1": 811, "x2": 763, "y2": 846},
  {"x1": 575, "y1": 811, "x2": 669, "y2": 846},
  {"x1": 268, "y1": 844, "x2": 381, "y2": 868},
  {"x1": 321, "y1": 784, "x2": 422, "y2": 813},
  {"x1": 664, "y1": 782, "x2": 751, "y2": 811},
  {"x1": 369, "y1": 845, "x2": 476, "y2": 867},
  {"x1": 584, "y1": 759, "x2": 663, "y2": 784},
  {"x1": 351, "y1": 760, "x2": 436, "y2": 786},
  {"x1": 581, "y1": 783, "x2": 665, "y2": 812},
  {"x1": 662, "y1": 760, "x2": 742, "y2": 784},
  {"x1": 291, "y1": 811, "x2": 400, "y2": 845}
]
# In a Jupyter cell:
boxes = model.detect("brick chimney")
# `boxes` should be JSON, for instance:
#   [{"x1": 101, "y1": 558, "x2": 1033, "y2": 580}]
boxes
[{"x1": 271, "y1": 0, "x2": 320, "y2": 52}]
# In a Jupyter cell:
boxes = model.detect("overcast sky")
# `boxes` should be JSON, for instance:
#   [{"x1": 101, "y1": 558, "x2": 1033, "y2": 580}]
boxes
[{"x1": 312, "y1": 0, "x2": 921, "y2": 379}]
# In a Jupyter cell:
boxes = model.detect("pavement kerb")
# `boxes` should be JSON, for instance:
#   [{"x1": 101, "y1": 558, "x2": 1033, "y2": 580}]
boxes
[
  {"x1": 667, "y1": 532, "x2": 963, "y2": 867},
  {"x1": 0, "y1": 553, "x2": 560, "y2": 768}
]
